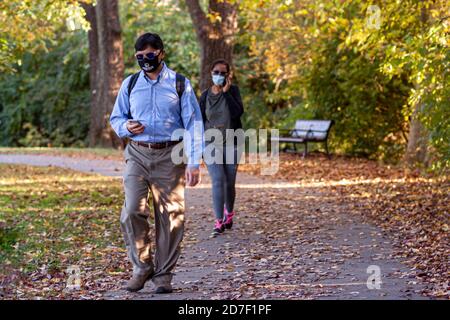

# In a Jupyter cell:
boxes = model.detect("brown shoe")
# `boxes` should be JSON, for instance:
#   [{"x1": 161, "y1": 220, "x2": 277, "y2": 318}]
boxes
[
  {"x1": 155, "y1": 284, "x2": 173, "y2": 294},
  {"x1": 125, "y1": 272, "x2": 153, "y2": 292}
]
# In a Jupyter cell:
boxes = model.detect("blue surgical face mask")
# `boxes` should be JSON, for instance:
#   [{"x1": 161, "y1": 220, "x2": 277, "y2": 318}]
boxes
[{"x1": 212, "y1": 74, "x2": 225, "y2": 86}]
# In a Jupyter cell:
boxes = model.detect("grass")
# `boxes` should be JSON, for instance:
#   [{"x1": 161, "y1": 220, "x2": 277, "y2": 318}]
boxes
[{"x1": 0, "y1": 164, "x2": 136, "y2": 299}]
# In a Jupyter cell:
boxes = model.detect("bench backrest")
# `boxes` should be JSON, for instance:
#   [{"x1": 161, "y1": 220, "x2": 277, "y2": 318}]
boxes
[{"x1": 292, "y1": 120, "x2": 333, "y2": 140}]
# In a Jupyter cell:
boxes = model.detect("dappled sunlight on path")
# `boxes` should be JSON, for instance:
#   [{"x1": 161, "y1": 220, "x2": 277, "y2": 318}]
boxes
[{"x1": 1, "y1": 154, "x2": 438, "y2": 299}]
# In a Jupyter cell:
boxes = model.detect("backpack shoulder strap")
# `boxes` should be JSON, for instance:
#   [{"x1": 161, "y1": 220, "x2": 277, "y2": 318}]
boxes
[
  {"x1": 175, "y1": 73, "x2": 186, "y2": 107},
  {"x1": 127, "y1": 72, "x2": 140, "y2": 119}
]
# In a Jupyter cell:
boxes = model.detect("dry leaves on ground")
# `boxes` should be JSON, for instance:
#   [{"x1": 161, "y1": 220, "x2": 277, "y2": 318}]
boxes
[
  {"x1": 0, "y1": 164, "x2": 128, "y2": 299},
  {"x1": 240, "y1": 153, "x2": 449, "y2": 298}
]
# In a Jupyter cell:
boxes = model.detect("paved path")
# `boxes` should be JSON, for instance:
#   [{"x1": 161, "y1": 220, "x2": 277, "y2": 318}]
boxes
[
  {"x1": 0, "y1": 154, "x2": 124, "y2": 177},
  {"x1": 0, "y1": 154, "x2": 427, "y2": 299}
]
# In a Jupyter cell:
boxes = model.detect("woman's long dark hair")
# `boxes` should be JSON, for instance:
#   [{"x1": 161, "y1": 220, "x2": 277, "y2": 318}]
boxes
[{"x1": 210, "y1": 59, "x2": 230, "y2": 73}]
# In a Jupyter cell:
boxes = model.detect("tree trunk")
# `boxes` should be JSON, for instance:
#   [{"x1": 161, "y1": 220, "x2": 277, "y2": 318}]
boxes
[
  {"x1": 405, "y1": 5, "x2": 430, "y2": 167},
  {"x1": 185, "y1": 0, "x2": 238, "y2": 92},
  {"x1": 405, "y1": 102, "x2": 430, "y2": 167},
  {"x1": 81, "y1": 2, "x2": 99, "y2": 145},
  {"x1": 85, "y1": 0, "x2": 124, "y2": 148}
]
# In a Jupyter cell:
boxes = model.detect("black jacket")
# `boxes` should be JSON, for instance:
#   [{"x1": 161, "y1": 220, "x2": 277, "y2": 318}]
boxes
[{"x1": 199, "y1": 84, "x2": 244, "y2": 130}]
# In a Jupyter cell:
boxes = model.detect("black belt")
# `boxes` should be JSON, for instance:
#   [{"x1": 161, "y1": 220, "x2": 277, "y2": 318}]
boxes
[{"x1": 131, "y1": 140, "x2": 181, "y2": 149}]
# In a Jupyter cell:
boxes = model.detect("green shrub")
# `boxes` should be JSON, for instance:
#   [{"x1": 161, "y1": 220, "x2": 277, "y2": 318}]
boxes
[{"x1": 0, "y1": 31, "x2": 90, "y2": 147}]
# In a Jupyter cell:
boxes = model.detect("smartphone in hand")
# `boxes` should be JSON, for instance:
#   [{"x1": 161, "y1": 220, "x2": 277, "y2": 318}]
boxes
[
  {"x1": 127, "y1": 119, "x2": 142, "y2": 126},
  {"x1": 126, "y1": 119, "x2": 145, "y2": 135}
]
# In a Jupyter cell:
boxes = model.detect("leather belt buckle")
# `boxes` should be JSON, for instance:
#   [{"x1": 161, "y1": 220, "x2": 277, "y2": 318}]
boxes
[
  {"x1": 149, "y1": 142, "x2": 165, "y2": 149},
  {"x1": 132, "y1": 140, "x2": 180, "y2": 149}
]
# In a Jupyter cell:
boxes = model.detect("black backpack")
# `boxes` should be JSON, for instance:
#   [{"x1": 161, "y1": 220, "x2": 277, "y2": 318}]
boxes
[{"x1": 126, "y1": 72, "x2": 185, "y2": 119}]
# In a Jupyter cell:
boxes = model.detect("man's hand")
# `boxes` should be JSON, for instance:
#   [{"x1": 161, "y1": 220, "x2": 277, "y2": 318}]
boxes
[
  {"x1": 185, "y1": 167, "x2": 200, "y2": 187},
  {"x1": 127, "y1": 120, "x2": 145, "y2": 135}
]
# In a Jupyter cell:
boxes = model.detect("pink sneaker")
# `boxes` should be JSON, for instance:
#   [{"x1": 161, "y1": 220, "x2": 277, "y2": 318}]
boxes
[
  {"x1": 212, "y1": 219, "x2": 225, "y2": 236},
  {"x1": 223, "y1": 207, "x2": 235, "y2": 230}
]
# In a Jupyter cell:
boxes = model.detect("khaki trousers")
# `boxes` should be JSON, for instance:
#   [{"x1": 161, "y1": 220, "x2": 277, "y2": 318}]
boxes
[{"x1": 120, "y1": 142, "x2": 186, "y2": 286}]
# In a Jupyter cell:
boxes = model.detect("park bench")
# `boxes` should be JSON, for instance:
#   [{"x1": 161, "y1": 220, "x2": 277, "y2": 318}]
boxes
[{"x1": 272, "y1": 119, "x2": 334, "y2": 158}]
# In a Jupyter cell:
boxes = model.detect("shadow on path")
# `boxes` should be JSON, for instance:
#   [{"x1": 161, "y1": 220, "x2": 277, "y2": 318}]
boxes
[{"x1": 0, "y1": 154, "x2": 427, "y2": 299}]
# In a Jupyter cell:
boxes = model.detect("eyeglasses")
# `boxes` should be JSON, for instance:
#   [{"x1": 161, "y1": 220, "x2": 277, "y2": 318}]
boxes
[
  {"x1": 212, "y1": 70, "x2": 228, "y2": 76},
  {"x1": 136, "y1": 51, "x2": 160, "y2": 60}
]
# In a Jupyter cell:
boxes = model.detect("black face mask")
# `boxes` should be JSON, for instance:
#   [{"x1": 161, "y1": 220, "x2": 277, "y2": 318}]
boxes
[{"x1": 136, "y1": 51, "x2": 162, "y2": 73}]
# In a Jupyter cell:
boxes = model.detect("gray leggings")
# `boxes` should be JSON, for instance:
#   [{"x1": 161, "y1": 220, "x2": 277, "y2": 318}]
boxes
[{"x1": 206, "y1": 145, "x2": 240, "y2": 220}]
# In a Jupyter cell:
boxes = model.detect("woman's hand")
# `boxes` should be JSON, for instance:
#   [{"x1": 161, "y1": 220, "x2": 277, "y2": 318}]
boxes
[{"x1": 223, "y1": 75, "x2": 232, "y2": 93}]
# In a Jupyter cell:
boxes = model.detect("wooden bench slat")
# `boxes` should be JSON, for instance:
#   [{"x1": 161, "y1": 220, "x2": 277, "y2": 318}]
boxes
[{"x1": 271, "y1": 137, "x2": 305, "y2": 143}]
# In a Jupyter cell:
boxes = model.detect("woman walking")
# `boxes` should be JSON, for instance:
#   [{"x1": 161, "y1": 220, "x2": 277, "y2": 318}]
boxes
[{"x1": 199, "y1": 59, "x2": 244, "y2": 236}]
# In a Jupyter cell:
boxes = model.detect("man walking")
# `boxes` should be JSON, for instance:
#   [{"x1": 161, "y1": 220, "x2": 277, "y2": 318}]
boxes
[{"x1": 110, "y1": 33, "x2": 203, "y2": 294}]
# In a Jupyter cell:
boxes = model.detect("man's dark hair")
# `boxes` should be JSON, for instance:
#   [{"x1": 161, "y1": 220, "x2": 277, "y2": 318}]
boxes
[
  {"x1": 210, "y1": 59, "x2": 230, "y2": 73},
  {"x1": 134, "y1": 33, "x2": 164, "y2": 52}
]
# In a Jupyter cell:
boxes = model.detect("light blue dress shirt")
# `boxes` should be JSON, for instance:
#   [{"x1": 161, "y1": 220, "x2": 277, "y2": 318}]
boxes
[{"x1": 110, "y1": 63, "x2": 204, "y2": 168}]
